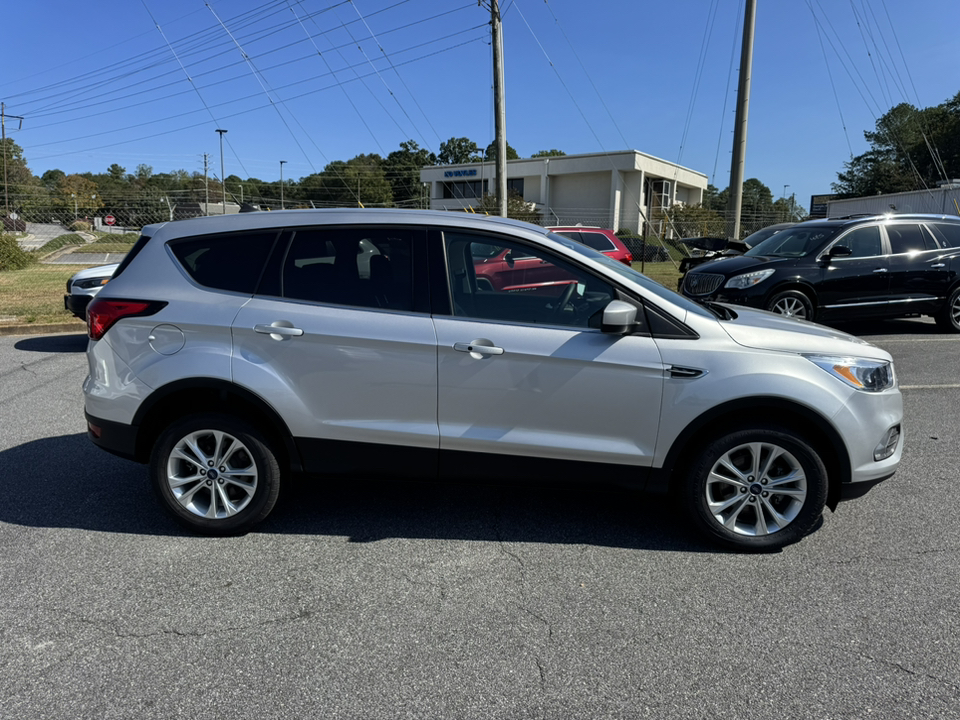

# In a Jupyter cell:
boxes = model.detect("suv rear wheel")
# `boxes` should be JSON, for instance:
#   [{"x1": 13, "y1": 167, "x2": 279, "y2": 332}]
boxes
[
  {"x1": 935, "y1": 286, "x2": 960, "y2": 333},
  {"x1": 150, "y1": 414, "x2": 281, "y2": 535},
  {"x1": 682, "y1": 428, "x2": 828, "y2": 551}
]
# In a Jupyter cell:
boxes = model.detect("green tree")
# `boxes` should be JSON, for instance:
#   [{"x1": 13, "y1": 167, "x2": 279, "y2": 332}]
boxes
[
  {"x1": 483, "y1": 140, "x2": 519, "y2": 162},
  {"x1": 833, "y1": 92, "x2": 960, "y2": 197},
  {"x1": 57, "y1": 174, "x2": 102, "y2": 219},
  {"x1": 308, "y1": 154, "x2": 393, "y2": 207},
  {"x1": 530, "y1": 149, "x2": 566, "y2": 158},
  {"x1": 437, "y1": 137, "x2": 481, "y2": 165},
  {"x1": 383, "y1": 140, "x2": 436, "y2": 207}
]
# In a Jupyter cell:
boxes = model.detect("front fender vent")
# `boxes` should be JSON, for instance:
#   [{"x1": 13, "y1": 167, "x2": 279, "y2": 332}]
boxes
[{"x1": 669, "y1": 366, "x2": 706, "y2": 379}]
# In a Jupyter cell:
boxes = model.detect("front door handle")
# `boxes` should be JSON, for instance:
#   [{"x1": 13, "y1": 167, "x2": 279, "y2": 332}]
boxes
[
  {"x1": 454, "y1": 341, "x2": 504, "y2": 357},
  {"x1": 873, "y1": 268, "x2": 888, "y2": 273},
  {"x1": 255, "y1": 322, "x2": 304, "y2": 340},
  {"x1": 931, "y1": 263, "x2": 946, "y2": 268}
]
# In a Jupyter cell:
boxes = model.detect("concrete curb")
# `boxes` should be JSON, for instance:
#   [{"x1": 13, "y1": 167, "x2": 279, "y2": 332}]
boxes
[{"x1": 0, "y1": 322, "x2": 86, "y2": 337}]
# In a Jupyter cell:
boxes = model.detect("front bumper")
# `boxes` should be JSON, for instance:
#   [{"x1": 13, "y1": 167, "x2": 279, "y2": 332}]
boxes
[{"x1": 64, "y1": 293, "x2": 93, "y2": 319}]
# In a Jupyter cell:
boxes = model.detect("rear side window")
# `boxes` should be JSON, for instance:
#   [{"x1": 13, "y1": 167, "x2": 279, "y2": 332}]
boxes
[
  {"x1": 887, "y1": 224, "x2": 937, "y2": 254},
  {"x1": 555, "y1": 231, "x2": 617, "y2": 253},
  {"x1": 278, "y1": 227, "x2": 414, "y2": 311},
  {"x1": 170, "y1": 231, "x2": 278, "y2": 293}
]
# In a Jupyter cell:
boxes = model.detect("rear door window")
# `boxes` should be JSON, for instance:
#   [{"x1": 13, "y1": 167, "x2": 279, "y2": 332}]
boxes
[
  {"x1": 886, "y1": 224, "x2": 937, "y2": 254},
  {"x1": 278, "y1": 227, "x2": 414, "y2": 311},
  {"x1": 170, "y1": 230, "x2": 278, "y2": 293}
]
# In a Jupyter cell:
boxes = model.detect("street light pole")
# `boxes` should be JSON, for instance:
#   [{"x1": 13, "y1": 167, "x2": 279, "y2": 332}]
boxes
[
  {"x1": 783, "y1": 184, "x2": 790, "y2": 221},
  {"x1": 216, "y1": 129, "x2": 228, "y2": 214},
  {"x1": 280, "y1": 160, "x2": 287, "y2": 210}
]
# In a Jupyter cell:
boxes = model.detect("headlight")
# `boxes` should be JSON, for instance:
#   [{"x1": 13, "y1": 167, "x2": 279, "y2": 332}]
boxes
[
  {"x1": 75, "y1": 277, "x2": 111, "y2": 290},
  {"x1": 805, "y1": 355, "x2": 895, "y2": 392},
  {"x1": 724, "y1": 268, "x2": 774, "y2": 289}
]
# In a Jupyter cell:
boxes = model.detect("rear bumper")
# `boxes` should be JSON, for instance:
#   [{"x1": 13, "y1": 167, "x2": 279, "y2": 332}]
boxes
[{"x1": 85, "y1": 412, "x2": 140, "y2": 462}]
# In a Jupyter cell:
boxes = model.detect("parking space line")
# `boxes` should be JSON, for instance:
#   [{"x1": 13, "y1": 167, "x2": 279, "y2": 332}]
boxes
[{"x1": 900, "y1": 384, "x2": 960, "y2": 389}]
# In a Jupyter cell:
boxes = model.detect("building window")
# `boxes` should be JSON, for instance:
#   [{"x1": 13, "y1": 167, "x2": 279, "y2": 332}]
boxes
[
  {"x1": 507, "y1": 178, "x2": 524, "y2": 197},
  {"x1": 442, "y1": 180, "x2": 488, "y2": 199}
]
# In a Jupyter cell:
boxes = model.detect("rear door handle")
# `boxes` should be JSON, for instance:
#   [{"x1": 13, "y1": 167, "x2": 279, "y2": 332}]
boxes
[
  {"x1": 873, "y1": 268, "x2": 888, "y2": 273},
  {"x1": 931, "y1": 263, "x2": 946, "y2": 268},
  {"x1": 454, "y1": 341, "x2": 504, "y2": 356}
]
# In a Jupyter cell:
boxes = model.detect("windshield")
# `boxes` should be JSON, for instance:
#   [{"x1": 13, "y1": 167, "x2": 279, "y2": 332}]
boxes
[
  {"x1": 744, "y1": 226, "x2": 840, "y2": 258},
  {"x1": 546, "y1": 232, "x2": 712, "y2": 318}
]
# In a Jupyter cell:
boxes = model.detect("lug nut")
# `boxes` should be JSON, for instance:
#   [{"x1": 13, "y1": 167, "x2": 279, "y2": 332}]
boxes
[
  {"x1": 748, "y1": 496, "x2": 756, "y2": 503},
  {"x1": 740, "y1": 487, "x2": 748, "y2": 493},
  {"x1": 208, "y1": 461, "x2": 214, "y2": 467},
  {"x1": 205, "y1": 479, "x2": 212, "y2": 486},
  {"x1": 762, "y1": 491, "x2": 769, "y2": 498},
  {"x1": 761, "y1": 478, "x2": 768, "y2": 485},
  {"x1": 219, "y1": 466, "x2": 226, "y2": 472}
]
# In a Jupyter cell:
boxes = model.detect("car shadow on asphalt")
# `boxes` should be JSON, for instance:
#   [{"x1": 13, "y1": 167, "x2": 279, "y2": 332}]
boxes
[
  {"x1": 14, "y1": 333, "x2": 88, "y2": 353},
  {"x1": 0, "y1": 433, "x2": 720, "y2": 553}
]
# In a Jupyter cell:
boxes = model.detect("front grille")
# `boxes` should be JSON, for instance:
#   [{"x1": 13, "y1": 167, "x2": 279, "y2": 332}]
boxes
[{"x1": 683, "y1": 272, "x2": 725, "y2": 296}]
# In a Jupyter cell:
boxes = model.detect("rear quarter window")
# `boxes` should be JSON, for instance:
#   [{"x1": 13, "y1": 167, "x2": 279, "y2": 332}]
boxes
[
  {"x1": 930, "y1": 222, "x2": 960, "y2": 248},
  {"x1": 170, "y1": 230, "x2": 278, "y2": 293}
]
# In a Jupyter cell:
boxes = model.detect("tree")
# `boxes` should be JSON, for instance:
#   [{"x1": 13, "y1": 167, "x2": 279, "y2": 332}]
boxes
[
  {"x1": 530, "y1": 149, "x2": 566, "y2": 158},
  {"x1": 437, "y1": 137, "x2": 481, "y2": 165},
  {"x1": 306, "y1": 154, "x2": 393, "y2": 207},
  {"x1": 383, "y1": 140, "x2": 436, "y2": 207},
  {"x1": 0, "y1": 138, "x2": 35, "y2": 202},
  {"x1": 483, "y1": 140, "x2": 519, "y2": 162},
  {"x1": 57, "y1": 174, "x2": 102, "y2": 218},
  {"x1": 833, "y1": 92, "x2": 960, "y2": 197}
]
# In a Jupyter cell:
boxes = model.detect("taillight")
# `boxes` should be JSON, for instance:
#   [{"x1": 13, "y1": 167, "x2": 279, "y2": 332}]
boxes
[
  {"x1": 621, "y1": 254, "x2": 633, "y2": 265},
  {"x1": 87, "y1": 298, "x2": 166, "y2": 340}
]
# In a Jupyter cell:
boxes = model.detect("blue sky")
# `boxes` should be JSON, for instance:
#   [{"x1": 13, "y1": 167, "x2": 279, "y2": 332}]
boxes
[{"x1": 2, "y1": 0, "x2": 957, "y2": 211}]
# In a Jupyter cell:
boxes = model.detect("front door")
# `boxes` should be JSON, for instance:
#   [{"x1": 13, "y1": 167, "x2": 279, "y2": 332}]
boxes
[{"x1": 434, "y1": 230, "x2": 665, "y2": 475}]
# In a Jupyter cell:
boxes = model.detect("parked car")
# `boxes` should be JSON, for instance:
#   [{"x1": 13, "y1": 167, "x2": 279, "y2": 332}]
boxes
[
  {"x1": 680, "y1": 213, "x2": 960, "y2": 330},
  {"x1": 83, "y1": 209, "x2": 902, "y2": 550},
  {"x1": 547, "y1": 226, "x2": 633, "y2": 265},
  {"x1": 64, "y1": 262, "x2": 119, "y2": 318},
  {"x1": 677, "y1": 223, "x2": 795, "y2": 289}
]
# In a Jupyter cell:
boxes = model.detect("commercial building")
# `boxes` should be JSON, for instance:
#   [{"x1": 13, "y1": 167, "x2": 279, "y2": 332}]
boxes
[
  {"x1": 826, "y1": 181, "x2": 960, "y2": 218},
  {"x1": 420, "y1": 150, "x2": 708, "y2": 233}
]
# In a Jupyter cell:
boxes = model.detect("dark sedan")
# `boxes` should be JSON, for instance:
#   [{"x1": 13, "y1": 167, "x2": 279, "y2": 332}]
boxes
[{"x1": 680, "y1": 213, "x2": 960, "y2": 331}]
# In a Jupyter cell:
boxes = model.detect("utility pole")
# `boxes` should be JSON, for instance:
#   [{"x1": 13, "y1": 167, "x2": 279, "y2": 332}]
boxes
[
  {"x1": 216, "y1": 129, "x2": 228, "y2": 214},
  {"x1": 204, "y1": 154, "x2": 209, "y2": 215},
  {"x1": 2, "y1": 103, "x2": 25, "y2": 221},
  {"x1": 725, "y1": 0, "x2": 757, "y2": 240},
  {"x1": 491, "y1": 0, "x2": 508, "y2": 218},
  {"x1": 280, "y1": 160, "x2": 287, "y2": 209}
]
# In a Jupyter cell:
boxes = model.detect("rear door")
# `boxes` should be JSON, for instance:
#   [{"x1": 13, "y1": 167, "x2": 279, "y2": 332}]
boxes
[
  {"x1": 884, "y1": 222, "x2": 950, "y2": 314},
  {"x1": 231, "y1": 225, "x2": 439, "y2": 476}
]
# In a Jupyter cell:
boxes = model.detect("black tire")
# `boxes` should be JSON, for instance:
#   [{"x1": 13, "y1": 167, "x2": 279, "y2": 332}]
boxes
[
  {"x1": 680, "y1": 427, "x2": 828, "y2": 551},
  {"x1": 935, "y1": 286, "x2": 960, "y2": 333},
  {"x1": 150, "y1": 413, "x2": 281, "y2": 535},
  {"x1": 766, "y1": 290, "x2": 814, "y2": 320}
]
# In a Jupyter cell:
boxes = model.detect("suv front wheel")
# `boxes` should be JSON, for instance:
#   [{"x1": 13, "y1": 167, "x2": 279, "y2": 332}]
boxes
[
  {"x1": 766, "y1": 290, "x2": 814, "y2": 320},
  {"x1": 150, "y1": 414, "x2": 281, "y2": 535},
  {"x1": 682, "y1": 427, "x2": 828, "y2": 551}
]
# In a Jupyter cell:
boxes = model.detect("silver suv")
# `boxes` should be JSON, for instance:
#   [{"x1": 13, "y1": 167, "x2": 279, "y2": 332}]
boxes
[{"x1": 83, "y1": 209, "x2": 903, "y2": 550}]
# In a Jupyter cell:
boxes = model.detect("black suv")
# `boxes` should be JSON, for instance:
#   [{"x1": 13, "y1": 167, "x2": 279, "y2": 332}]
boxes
[{"x1": 680, "y1": 213, "x2": 960, "y2": 331}]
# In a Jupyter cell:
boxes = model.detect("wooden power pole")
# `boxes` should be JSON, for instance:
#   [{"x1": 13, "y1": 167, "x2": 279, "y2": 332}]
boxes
[
  {"x1": 725, "y1": 0, "x2": 757, "y2": 240},
  {"x1": 492, "y1": 0, "x2": 508, "y2": 217}
]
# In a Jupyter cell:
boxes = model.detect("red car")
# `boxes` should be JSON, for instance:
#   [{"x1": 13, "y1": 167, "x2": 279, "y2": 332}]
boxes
[{"x1": 547, "y1": 226, "x2": 634, "y2": 265}]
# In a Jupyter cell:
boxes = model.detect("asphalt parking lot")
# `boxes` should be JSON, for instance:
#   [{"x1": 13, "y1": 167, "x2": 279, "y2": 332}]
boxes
[{"x1": 1, "y1": 319, "x2": 958, "y2": 719}]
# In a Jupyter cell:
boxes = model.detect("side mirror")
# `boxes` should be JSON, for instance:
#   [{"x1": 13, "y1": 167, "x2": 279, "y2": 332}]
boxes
[
  {"x1": 830, "y1": 244, "x2": 853, "y2": 257},
  {"x1": 504, "y1": 251, "x2": 515, "y2": 268},
  {"x1": 601, "y1": 300, "x2": 638, "y2": 335}
]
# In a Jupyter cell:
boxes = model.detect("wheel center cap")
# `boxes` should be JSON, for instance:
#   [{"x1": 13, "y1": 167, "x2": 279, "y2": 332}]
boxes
[
  {"x1": 207, "y1": 469, "x2": 219, "y2": 481},
  {"x1": 749, "y1": 482, "x2": 763, "y2": 495}
]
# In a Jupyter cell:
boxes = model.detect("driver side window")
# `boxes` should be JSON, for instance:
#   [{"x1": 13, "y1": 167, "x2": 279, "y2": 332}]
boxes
[{"x1": 444, "y1": 232, "x2": 615, "y2": 329}]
